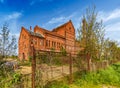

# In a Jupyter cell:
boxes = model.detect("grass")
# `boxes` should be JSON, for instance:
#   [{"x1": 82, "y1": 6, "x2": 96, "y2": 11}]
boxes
[{"x1": 44, "y1": 62, "x2": 120, "y2": 88}]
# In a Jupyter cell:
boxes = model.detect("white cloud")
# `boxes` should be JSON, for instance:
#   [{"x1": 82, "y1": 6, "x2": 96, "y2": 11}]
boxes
[
  {"x1": 30, "y1": 0, "x2": 53, "y2": 5},
  {"x1": 48, "y1": 16, "x2": 66, "y2": 24},
  {"x1": 106, "y1": 22, "x2": 120, "y2": 32},
  {"x1": 0, "y1": 12, "x2": 22, "y2": 40},
  {"x1": 98, "y1": 8, "x2": 120, "y2": 43},
  {"x1": 98, "y1": 8, "x2": 120, "y2": 22},
  {"x1": 43, "y1": 12, "x2": 76, "y2": 29},
  {"x1": 105, "y1": 9, "x2": 120, "y2": 22},
  {"x1": 5, "y1": 12, "x2": 22, "y2": 21}
]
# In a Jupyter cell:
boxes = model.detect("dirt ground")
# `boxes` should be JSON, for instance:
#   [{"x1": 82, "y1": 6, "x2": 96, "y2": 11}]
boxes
[
  {"x1": 19, "y1": 66, "x2": 31, "y2": 74},
  {"x1": 18, "y1": 64, "x2": 77, "y2": 81},
  {"x1": 37, "y1": 65, "x2": 77, "y2": 81}
]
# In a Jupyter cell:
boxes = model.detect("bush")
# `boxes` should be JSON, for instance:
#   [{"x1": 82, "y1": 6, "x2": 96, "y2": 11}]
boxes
[
  {"x1": 42, "y1": 63, "x2": 120, "y2": 88},
  {"x1": 74, "y1": 63, "x2": 120, "y2": 87},
  {"x1": 44, "y1": 80, "x2": 69, "y2": 88}
]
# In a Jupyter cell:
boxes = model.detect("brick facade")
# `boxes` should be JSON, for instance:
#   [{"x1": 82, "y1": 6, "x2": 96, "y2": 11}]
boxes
[{"x1": 18, "y1": 20, "x2": 79, "y2": 60}]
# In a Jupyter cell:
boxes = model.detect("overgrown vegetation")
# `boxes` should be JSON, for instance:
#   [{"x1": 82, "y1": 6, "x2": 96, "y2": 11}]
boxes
[
  {"x1": 0, "y1": 23, "x2": 19, "y2": 87},
  {"x1": 0, "y1": 62, "x2": 22, "y2": 88},
  {"x1": 77, "y1": 5, "x2": 120, "y2": 71},
  {"x1": 44, "y1": 63, "x2": 120, "y2": 88}
]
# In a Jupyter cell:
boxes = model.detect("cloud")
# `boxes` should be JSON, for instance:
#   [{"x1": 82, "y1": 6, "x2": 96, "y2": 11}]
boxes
[
  {"x1": 43, "y1": 12, "x2": 76, "y2": 29},
  {"x1": 30, "y1": 0, "x2": 53, "y2": 5},
  {"x1": 106, "y1": 22, "x2": 120, "y2": 32},
  {"x1": 98, "y1": 8, "x2": 120, "y2": 22},
  {"x1": 0, "y1": 12, "x2": 22, "y2": 39},
  {"x1": 48, "y1": 16, "x2": 66, "y2": 24},
  {"x1": 30, "y1": 1, "x2": 35, "y2": 5},
  {"x1": 5, "y1": 12, "x2": 22, "y2": 21},
  {"x1": 9, "y1": 33, "x2": 20, "y2": 40},
  {"x1": 98, "y1": 8, "x2": 120, "y2": 43}
]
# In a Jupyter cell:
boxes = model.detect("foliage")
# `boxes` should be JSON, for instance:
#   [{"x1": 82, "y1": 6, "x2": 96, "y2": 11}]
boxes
[
  {"x1": 36, "y1": 52, "x2": 63, "y2": 66},
  {"x1": 76, "y1": 5, "x2": 120, "y2": 72},
  {"x1": 36, "y1": 52, "x2": 49, "y2": 64},
  {"x1": 0, "y1": 61, "x2": 14, "y2": 81},
  {"x1": 77, "y1": 6, "x2": 106, "y2": 61},
  {"x1": 74, "y1": 63, "x2": 120, "y2": 87},
  {"x1": 52, "y1": 56, "x2": 62, "y2": 66},
  {"x1": 0, "y1": 60, "x2": 22, "y2": 87},
  {"x1": 44, "y1": 80, "x2": 69, "y2": 88},
  {"x1": 60, "y1": 46, "x2": 67, "y2": 56},
  {"x1": 44, "y1": 63, "x2": 120, "y2": 88},
  {"x1": 10, "y1": 55, "x2": 18, "y2": 59},
  {"x1": 0, "y1": 72, "x2": 22, "y2": 88}
]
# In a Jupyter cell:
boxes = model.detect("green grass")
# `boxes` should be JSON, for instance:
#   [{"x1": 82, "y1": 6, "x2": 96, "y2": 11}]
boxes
[{"x1": 44, "y1": 62, "x2": 120, "y2": 88}]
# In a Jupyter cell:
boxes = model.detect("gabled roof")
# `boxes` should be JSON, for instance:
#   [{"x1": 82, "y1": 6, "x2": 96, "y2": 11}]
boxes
[
  {"x1": 26, "y1": 29, "x2": 44, "y2": 38},
  {"x1": 52, "y1": 20, "x2": 71, "y2": 32},
  {"x1": 20, "y1": 26, "x2": 44, "y2": 38},
  {"x1": 35, "y1": 25, "x2": 65, "y2": 39}
]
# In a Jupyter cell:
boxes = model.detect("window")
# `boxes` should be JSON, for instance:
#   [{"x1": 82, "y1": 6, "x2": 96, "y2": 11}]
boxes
[
  {"x1": 35, "y1": 41, "x2": 37, "y2": 45},
  {"x1": 57, "y1": 42, "x2": 58, "y2": 48},
  {"x1": 24, "y1": 45, "x2": 26, "y2": 48},
  {"x1": 69, "y1": 27, "x2": 71, "y2": 31},
  {"x1": 46, "y1": 40, "x2": 48, "y2": 47},
  {"x1": 24, "y1": 35, "x2": 26, "y2": 39},
  {"x1": 52, "y1": 41, "x2": 54, "y2": 47},
  {"x1": 54, "y1": 42, "x2": 56, "y2": 48},
  {"x1": 58, "y1": 42, "x2": 60, "y2": 48},
  {"x1": 49, "y1": 40, "x2": 50, "y2": 47},
  {"x1": 40, "y1": 40, "x2": 44, "y2": 46}
]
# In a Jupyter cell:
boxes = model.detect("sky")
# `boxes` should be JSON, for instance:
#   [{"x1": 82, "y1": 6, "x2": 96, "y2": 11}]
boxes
[{"x1": 0, "y1": 0, "x2": 120, "y2": 44}]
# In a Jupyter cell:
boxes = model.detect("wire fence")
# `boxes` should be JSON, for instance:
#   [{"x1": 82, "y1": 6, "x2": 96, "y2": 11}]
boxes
[
  {"x1": 34, "y1": 50, "x2": 75, "y2": 87},
  {"x1": 1, "y1": 46, "x2": 119, "y2": 88}
]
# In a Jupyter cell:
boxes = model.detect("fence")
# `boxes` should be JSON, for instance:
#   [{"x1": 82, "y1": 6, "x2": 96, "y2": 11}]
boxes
[
  {"x1": 34, "y1": 50, "x2": 76, "y2": 87},
  {"x1": 1, "y1": 45, "x2": 118, "y2": 88},
  {"x1": 31, "y1": 48, "x2": 110, "y2": 88}
]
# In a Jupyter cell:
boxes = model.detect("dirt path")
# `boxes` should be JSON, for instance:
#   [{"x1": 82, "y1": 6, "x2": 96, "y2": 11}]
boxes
[{"x1": 102, "y1": 85, "x2": 117, "y2": 88}]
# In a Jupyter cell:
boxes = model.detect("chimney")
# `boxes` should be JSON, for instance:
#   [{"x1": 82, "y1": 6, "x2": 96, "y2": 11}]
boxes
[{"x1": 30, "y1": 26, "x2": 32, "y2": 31}]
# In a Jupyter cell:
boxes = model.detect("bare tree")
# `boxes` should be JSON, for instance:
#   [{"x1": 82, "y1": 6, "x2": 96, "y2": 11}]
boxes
[{"x1": 0, "y1": 23, "x2": 17, "y2": 59}]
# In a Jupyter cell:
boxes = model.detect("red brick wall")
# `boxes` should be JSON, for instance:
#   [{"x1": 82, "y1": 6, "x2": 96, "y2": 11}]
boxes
[
  {"x1": 45, "y1": 33, "x2": 65, "y2": 51},
  {"x1": 34, "y1": 26, "x2": 65, "y2": 51},
  {"x1": 65, "y1": 22, "x2": 75, "y2": 54},
  {"x1": 18, "y1": 27, "x2": 30, "y2": 60},
  {"x1": 19, "y1": 21, "x2": 76, "y2": 60}
]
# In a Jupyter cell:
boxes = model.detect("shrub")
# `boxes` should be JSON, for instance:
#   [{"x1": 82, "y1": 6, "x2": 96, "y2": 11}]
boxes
[{"x1": 45, "y1": 80, "x2": 69, "y2": 88}]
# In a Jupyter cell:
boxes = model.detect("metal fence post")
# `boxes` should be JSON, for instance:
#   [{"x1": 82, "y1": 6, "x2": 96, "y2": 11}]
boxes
[
  {"x1": 31, "y1": 42, "x2": 36, "y2": 88},
  {"x1": 69, "y1": 53, "x2": 73, "y2": 84}
]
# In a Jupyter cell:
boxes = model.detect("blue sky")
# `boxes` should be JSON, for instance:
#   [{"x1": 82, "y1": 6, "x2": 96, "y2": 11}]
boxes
[{"x1": 0, "y1": 0, "x2": 120, "y2": 43}]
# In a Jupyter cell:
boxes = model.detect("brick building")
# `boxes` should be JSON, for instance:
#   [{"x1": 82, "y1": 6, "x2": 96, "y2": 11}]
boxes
[{"x1": 18, "y1": 20, "x2": 80, "y2": 60}]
